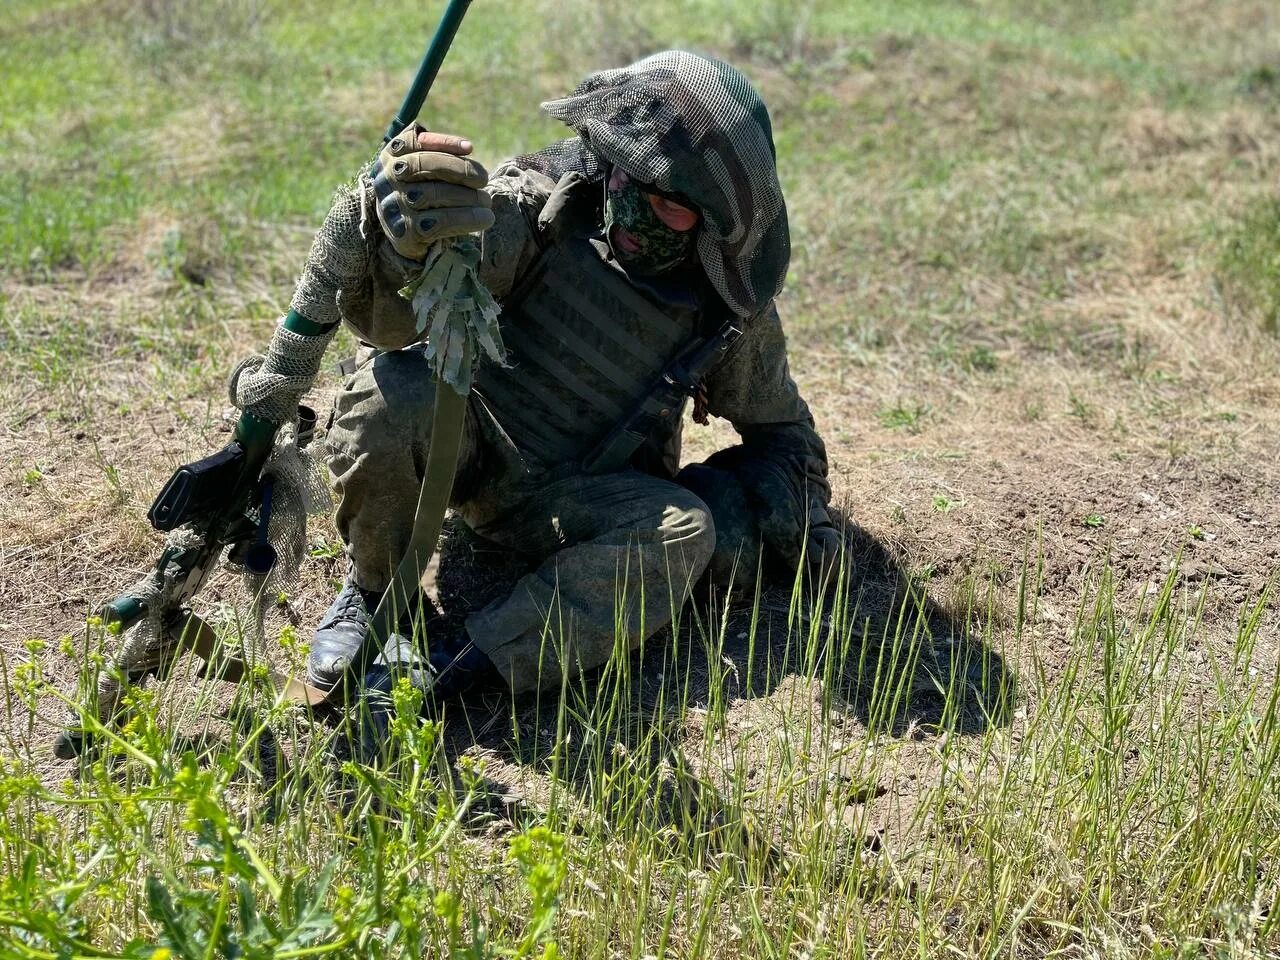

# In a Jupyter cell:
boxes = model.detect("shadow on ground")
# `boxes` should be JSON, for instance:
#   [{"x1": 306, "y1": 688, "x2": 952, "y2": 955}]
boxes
[
  {"x1": 48, "y1": 509, "x2": 1015, "y2": 849},
  {"x1": 429, "y1": 510, "x2": 1016, "y2": 839}
]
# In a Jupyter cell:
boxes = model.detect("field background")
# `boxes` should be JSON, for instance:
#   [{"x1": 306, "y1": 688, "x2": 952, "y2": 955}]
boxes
[{"x1": 2, "y1": 0, "x2": 1279, "y2": 957}]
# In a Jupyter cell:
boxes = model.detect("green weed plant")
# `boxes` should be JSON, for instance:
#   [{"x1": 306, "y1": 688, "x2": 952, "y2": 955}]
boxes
[
  {"x1": 1218, "y1": 198, "x2": 1280, "y2": 334},
  {"x1": 2, "y1": 551, "x2": 1276, "y2": 956}
]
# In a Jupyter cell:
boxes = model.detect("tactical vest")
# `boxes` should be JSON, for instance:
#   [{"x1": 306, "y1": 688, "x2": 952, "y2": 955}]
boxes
[{"x1": 474, "y1": 236, "x2": 700, "y2": 468}]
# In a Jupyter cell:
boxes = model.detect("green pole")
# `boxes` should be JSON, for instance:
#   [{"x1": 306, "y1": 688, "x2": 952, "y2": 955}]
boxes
[
  {"x1": 243, "y1": 0, "x2": 480, "y2": 496},
  {"x1": 383, "y1": 0, "x2": 475, "y2": 143}
]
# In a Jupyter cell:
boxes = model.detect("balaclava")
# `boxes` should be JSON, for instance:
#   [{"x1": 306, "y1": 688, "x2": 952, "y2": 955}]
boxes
[{"x1": 603, "y1": 171, "x2": 696, "y2": 275}]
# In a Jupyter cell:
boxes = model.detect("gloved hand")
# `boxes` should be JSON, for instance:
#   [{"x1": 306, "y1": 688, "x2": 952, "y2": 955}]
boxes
[
  {"x1": 372, "y1": 122, "x2": 494, "y2": 261},
  {"x1": 806, "y1": 523, "x2": 847, "y2": 593}
]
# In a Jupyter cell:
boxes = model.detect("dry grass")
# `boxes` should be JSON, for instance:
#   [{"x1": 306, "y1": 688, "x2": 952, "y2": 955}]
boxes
[{"x1": 2, "y1": 0, "x2": 1279, "y2": 956}]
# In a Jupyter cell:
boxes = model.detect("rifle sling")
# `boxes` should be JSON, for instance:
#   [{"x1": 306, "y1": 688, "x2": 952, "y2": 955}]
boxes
[
  {"x1": 339, "y1": 378, "x2": 467, "y2": 694},
  {"x1": 583, "y1": 319, "x2": 743, "y2": 474}
]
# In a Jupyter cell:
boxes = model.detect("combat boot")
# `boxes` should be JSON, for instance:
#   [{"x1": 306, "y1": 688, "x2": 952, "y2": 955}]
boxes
[
  {"x1": 350, "y1": 629, "x2": 502, "y2": 764},
  {"x1": 309, "y1": 577, "x2": 383, "y2": 690},
  {"x1": 423, "y1": 630, "x2": 501, "y2": 700}
]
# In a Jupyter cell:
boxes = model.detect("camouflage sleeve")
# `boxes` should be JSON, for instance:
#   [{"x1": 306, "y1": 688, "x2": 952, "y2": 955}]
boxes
[
  {"x1": 334, "y1": 166, "x2": 548, "y2": 351},
  {"x1": 701, "y1": 302, "x2": 833, "y2": 567},
  {"x1": 478, "y1": 164, "x2": 553, "y2": 297}
]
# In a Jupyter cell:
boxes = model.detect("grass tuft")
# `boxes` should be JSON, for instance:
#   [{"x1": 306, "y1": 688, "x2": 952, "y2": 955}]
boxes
[{"x1": 2, "y1": 558, "x2": 1277, "y2": 955}]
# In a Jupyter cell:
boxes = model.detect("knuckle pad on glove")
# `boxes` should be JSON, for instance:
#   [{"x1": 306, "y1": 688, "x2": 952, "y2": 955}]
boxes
[
  {"x1": 386, "y1": 121, "x2": 428, "y2": 157},
  {"x1": 378, "y1": 195, "x2": 408, "y2": 238},
  {"x1": 411, "y1": 215, "x2": 439, "y2": 241},
  {"x1": 398, "y1": 151, "x2": 488, "y2": 188},
  {"x1": 404, "y1": 182, "x2": 488, "y2": 210},
  {"x1": 409, "y1": 206, "x2": 494, "y2": 243},
  {"x1": 372, "y1": 168, "x2": 396, "y2": 201}
]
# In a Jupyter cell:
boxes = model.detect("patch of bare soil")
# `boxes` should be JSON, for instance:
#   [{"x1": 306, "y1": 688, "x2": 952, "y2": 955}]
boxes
[
  {"x1": 5, "y1": 259, "x2": 1278, "y2": 858},
  {"x1": 5, "y1": 22, "x2": 1280, "y2": 874}
]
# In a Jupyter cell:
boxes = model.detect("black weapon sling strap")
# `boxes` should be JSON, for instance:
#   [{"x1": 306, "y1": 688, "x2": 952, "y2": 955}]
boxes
[{"x1": 494, "y1": 172, "x2": 746, "y2": 475}]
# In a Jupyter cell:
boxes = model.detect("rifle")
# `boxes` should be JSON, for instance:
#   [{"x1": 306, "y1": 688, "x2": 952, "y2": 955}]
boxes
[
  {"x1": 55, "y1": 0, "x2": 478, "y2": 759},
  {"x1": 583, "y1": 320, "x2": 744, "y2": 475}
]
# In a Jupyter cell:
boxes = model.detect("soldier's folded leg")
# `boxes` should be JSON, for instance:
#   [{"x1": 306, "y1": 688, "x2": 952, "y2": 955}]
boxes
[
  {"x1": 318, "y1": 346, "x2": 487, "y2": 688},
  {"x1": 463, "y1": 472, "x2": 716, "y2": 694}
]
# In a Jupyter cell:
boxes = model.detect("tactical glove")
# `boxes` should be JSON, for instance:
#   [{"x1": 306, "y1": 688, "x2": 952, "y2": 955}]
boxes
[
  {"x1": 806, "y1": 523, "x2": 847, "y2": 594},
  {"x1": 372, "y1": 122, "x2": 494, "y2": 261}
]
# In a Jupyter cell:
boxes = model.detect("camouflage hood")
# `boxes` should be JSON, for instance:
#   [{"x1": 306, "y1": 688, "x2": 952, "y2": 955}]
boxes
[{"x1": 514, "y1": 50, "x2": 789, "y2": 318}]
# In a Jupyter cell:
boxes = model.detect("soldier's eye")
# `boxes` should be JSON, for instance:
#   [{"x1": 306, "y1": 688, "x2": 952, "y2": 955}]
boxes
[{"x1": 648, "y1": 194, "x2": 700, "y2": 232}]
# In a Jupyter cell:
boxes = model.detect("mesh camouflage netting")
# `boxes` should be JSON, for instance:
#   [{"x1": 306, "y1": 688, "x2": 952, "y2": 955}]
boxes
[
  {"x1": 88, "y1": 528, "x2": 206, "y2": 726},
  {"x1": 291, "y1": 181, "x2": 374, "y2": 329},
  {"x1": 513, "y1": 50, "x2": 789, "y2": 319},
  {"x1": 242, "y1": 421, "x2": 333, "y2": 641},
  {"x1": 230, "y1": 181, "x2": 372, "y2": 424},
  {"x1": 230, "y1": 325, "x2": 335, "y2": 424}
]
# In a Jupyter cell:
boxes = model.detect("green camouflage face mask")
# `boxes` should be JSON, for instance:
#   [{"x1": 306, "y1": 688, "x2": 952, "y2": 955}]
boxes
[{"x1": 604, "y1": 175, "x2": 696, "y2": 275}]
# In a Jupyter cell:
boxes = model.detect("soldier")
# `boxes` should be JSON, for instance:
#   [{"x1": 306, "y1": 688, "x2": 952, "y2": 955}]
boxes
[{"x1": 307, "y1": 51, "x2": 840, "y2": 707}]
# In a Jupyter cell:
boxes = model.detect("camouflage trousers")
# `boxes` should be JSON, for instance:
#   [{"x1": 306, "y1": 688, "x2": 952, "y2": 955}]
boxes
[{"x1": 325, "y1": 346, "x2": 761, "y2": 694}]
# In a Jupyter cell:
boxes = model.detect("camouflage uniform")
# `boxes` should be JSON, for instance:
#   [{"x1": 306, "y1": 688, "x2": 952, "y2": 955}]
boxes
[{"x1": 326, "y1": 163, "x2": 831, "y2": 693}]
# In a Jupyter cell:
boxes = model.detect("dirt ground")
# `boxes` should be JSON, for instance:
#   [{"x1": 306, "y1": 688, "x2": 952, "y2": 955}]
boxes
[
  {"x1": 3, "y1": 3, "x2": 1280, "y2": 878},
  {"x1": 4, "y1": 265, "x2": 1277, "y2": 856}
]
